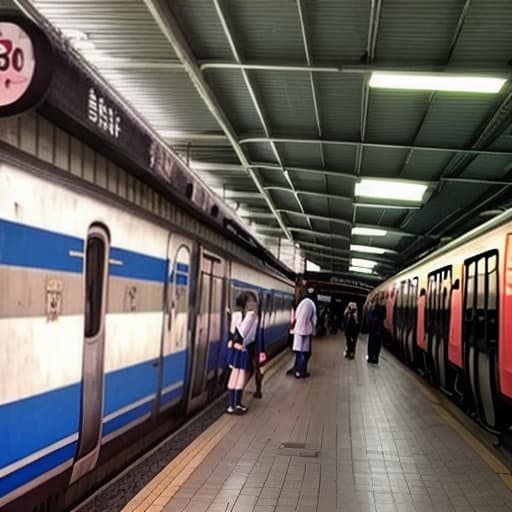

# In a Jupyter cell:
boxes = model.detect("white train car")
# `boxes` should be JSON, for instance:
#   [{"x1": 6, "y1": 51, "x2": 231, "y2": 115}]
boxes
[
  {"x1": 0, "y1": 157, "x2": 294, "y2": 511},
  {"x1": 367, "y1": 211, "x2": 512, "y2": 435}
]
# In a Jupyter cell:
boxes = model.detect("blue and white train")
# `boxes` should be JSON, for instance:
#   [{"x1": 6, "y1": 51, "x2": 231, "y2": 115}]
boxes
[{"x1": 0, "y1": 160, "x2": 294, "y2": 511}]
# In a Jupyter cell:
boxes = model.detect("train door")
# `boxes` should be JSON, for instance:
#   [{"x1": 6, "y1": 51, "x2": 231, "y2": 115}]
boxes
[
  {"x1": 463, "y1": 251, "x2": 500, "y2": 430},
  {"x1": 70, "y1": 224, "x2": 110, "y2": 484},
  {"x1": 405, "y1": 277, "x2": 418, "y2": 365},
  {"x1": 427, "y1": 266, "x2": 452, "y2": 390},
  {"x1": 188, "y1": 249, "x2": 226, "y2": 412},
  {"x1": 156, "y1": 236, "x2": 191, "y2": 413}
]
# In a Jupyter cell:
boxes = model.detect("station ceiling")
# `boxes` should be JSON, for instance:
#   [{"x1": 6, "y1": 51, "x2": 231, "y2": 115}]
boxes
[{"x1": 8, "y1": 0, "x2": 512, "y2": 283}]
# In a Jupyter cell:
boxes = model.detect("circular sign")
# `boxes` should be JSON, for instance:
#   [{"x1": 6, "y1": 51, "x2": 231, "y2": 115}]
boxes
[{"x1": 0, "y1": 16, "x2": 53, "y2": 116}]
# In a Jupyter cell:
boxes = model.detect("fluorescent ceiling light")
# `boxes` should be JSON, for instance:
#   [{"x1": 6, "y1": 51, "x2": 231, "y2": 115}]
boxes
[
  {"x1": 349, "y1": 266, "x2": 373, "y2": 274},
  {"x1": 355, "y1": 179, "x2": 428, "y2": 202},
  {"x1": 350, "y1": 244, "x2": 386, "y2": 255},
  {"x1": 369, "y1": 72, "x2": 506, "y2": 94},
  {"x1": 352, "y1": 227, "x2": 387, "y2": 236},
  {"x1": 351, "y1": 258, "x2": 377, "y2": 268}
]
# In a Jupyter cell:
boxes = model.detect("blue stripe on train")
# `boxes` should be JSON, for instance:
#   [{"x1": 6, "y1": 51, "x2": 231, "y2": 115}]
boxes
[
  {"x1": 0, "y1": 441, "x2": 77, "y2": 498},
  {"x1": 0, "y1": 219, "x2": 168, "y2": 282},
  {"x1": 0, "y1": 350, "x2": 188, "y2": 498},
  {"x1": 0, "y1": 384, "x2": 80, "y2": 469},
  {"x1": 0, "y1": 218, "x2": 84, "y2": 273},
  {"x1": 161, "y1": 350, "x2": 187, "y2": 389},
  {"x1": 160, "y1": 385, "x2": 184, "y2": 407},
  {"x1": 102, "y1": 401, "x2": 154, "y2": 437}
]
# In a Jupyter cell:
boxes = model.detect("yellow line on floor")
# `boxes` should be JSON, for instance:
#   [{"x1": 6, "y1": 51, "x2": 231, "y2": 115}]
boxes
[
  {"x1": 431, "y1": 403, "x2": 512, "y2": 491},
  {"x1": 383, "y1": 352, "x2": 512, "y2": 490},
  {"x1": 122, "y1": 415, "x2": 235, "y2": 512},
  {"x1": 122, "y1": 349, "x2": 291, "y2": 512}
]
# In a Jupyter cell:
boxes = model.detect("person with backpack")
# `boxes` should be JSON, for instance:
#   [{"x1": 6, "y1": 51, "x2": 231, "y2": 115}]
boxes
[{"x1": 343, "y1": 302, "x2": 359, "y2": 360}]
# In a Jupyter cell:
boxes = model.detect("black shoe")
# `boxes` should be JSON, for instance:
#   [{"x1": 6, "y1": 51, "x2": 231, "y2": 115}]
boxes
[{"x1": 253, "y1": 390, "x2": 262, "y2": 399}]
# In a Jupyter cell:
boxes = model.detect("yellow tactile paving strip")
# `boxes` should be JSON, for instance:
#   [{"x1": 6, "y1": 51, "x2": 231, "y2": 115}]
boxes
[
  {"x1": 122, "y1": 349, "x2": 292, "y2": 512},
  {"x1": 384, "y1": 353, "x2": 512, "y2": 492}
]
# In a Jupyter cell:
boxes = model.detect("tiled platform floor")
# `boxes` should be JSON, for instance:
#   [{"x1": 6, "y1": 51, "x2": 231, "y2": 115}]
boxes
[{"x1": 124, "y1": 336, "x2": 512, "y2": 512}]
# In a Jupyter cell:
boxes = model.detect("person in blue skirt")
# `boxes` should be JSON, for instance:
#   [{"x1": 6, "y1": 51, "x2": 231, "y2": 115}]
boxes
[{"x1": 226, "y1": 291, "x2": 259, "y2": 414}]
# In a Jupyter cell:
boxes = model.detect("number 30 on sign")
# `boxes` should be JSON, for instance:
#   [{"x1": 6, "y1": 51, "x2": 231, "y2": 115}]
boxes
[{"x1": 0, "y1": 17, "x2": 53, "y2": 117}]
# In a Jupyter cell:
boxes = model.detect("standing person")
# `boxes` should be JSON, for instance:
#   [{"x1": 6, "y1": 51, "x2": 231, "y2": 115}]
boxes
[
  {"x1": 343, "y1": 302, "x2": 359, "y2": 359},
  {"x1": 293, "y1": 288, "x2": 317, "y2": 378},
  {"x1": 286, "y1": 299, "x2": 297, "y2": 375},
  {"x1": 226, "y1": 291, "x2": 259, "y2": 414},
  {"x1": 367, "y1": 297, "x2": 385, "y2": 364}
]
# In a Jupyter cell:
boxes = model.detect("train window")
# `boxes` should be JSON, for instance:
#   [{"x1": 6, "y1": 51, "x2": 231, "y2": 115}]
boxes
[
  {"x1": 488, "y1": 255, "x2": 498, "y2": 311},
  {"x1": 453, "y1": 278, "x2": 460, "y2": 290},
  {"x1": 476, "y1": 259, "x2": 486, "y2": 310},
  {"x1": 464, "y1": 251, "x2": 499, "y2": 350},
  {"x1": 84, "y1": 227, "x2": 109, "y2": 338}
]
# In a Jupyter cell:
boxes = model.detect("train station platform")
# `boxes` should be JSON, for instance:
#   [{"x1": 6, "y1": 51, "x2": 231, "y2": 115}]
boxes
[{"x1": 120, "y1": 336, "x2": 512, "y2": 512}]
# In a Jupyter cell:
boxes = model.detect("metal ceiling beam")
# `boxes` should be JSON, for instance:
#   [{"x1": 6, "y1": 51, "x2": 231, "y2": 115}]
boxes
[
  {"x1": 277, "y1": 209, "x2": 352, "y2": 228},
  {"x1": 212, "y1": 0, "x2": 310, "y2": 235},
  {"x1": 142, "y1": 0, "x2": 292, "y2": 240},
  {"x1": 265, "y1": 186, "x2": 353, "y2": 202},
  {"x1": 298, "y1": 240, "x2": 350, "y2": 254},
  {"x1": 290, "y1": 228, "x2": 351, "y2": 241},
  {"x1": 355, "y1": 202, "x2": 421, "y2": 210},
  {"x1": 174, "y1": 160, "x2": 512, "y2": 185},
  {"x1": 239, "y1": 137, "x2": 512, "y2": 156},
  {"x1": 296, "y1": 0, "x2": 327, "y2": 169},
  {"x1": 161, "y1": 132, "x2": 229, "y2": 141},
  {"x1": 200, "y1": 61, "x2": 511, "y2": 77}
]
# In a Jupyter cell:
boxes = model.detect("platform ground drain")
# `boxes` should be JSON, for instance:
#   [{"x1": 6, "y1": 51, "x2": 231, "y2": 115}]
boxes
[{"x1": 278, "y1": 442, "x2": 320, "y2": 457}]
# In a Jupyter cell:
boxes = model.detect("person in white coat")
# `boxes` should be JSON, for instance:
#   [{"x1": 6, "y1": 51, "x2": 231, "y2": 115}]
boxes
[{"x1": 292, "y1": 289, "x2": 317, "y2": 378}]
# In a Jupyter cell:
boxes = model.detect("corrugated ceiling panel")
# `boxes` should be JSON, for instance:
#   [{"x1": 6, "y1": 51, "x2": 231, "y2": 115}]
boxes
[
  {"x1": 205, "y1": 69, "x2": 265, "y2": 134},
  {"x1": 291, "y1": 173, "x2": 329, "y2": 195},
  {"x1": 325, "y1": 176, "x2": 355, "y2": 200},
  {"x1": 405, "y1": 182, "x2": 489, "y2": 234},
  {"x1": 329, "y1": 199, "x2": 354, "y2": 222},
  {"x1": 489, "y1": 130, "x2": 512, "y2": 152},
  {"x1": 33, "y1": 1, "x2": 178, "y2": 60},
  {"x1": 462, "y1": 154, "x2": 512, "y2": 180},
  {"x1": 400, "y1": 151, "x2": 453, "y2": 181},
  {"x1": 376, "y1": 0, "x2": 463, "y2": 64},
  {"x1": 268, "y1": 189, "x2": 303, "y2": 212},
  {"x1": 277, "y1": 142, "x2": 323, "y2": 167},
  {"x1": 282, "y1": 212, "x2": 310, "y2": 231},
  {"x1": 171, "y1": 0, "x2": 233, "y2": 59},
  {"x1": 259, "y1": 169, "x2": 289, "y2": 188},
  {"x1": 173, "y1": 143, "x2": 240, "y2": 164},
  {"x1": 305, "y1": 0, "x2": 371, "y2": 62},
  {"x1": 361, "y1": 147, "x2": 409, "y2": 174},
  {"x1": 366, "y1": 90, "x2": 432, "y2": 144},
  {"x1": 450, "y1": 0, "x2": 512, "y2": 67},
  {"x1": 225, "y1": 0, "x2": 305, "y2": 60},
  {"x1": 99, "y1": 68, "x2": 220, "y2": 132},
  {"x1": 414, "y1": 93, "x2": 500, "y2": 148},
  {"x1": 323, "y1": 145, "x2": 358, "y2": 170},
  {"x1": 249, "y1": 71, "x2": 317, "y2": 137},
  {"x1": 316, "y1": 75, "x2": 363, "y2": 140},
  {"x1": 247, "y1": 143, "x2": 278, "y2": 164},
  {"x1": 354, "y1": 207, "x2": 407, "y2": 228}
]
